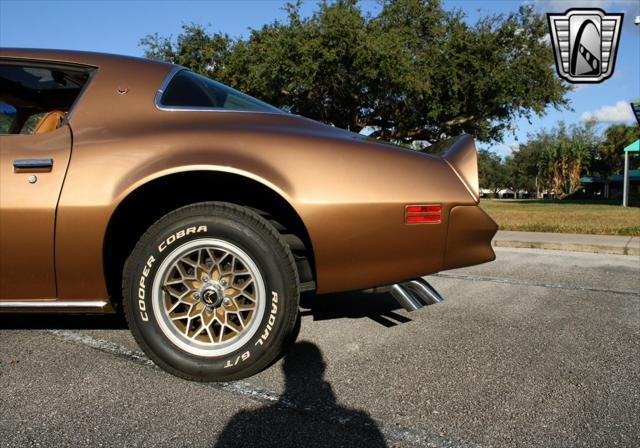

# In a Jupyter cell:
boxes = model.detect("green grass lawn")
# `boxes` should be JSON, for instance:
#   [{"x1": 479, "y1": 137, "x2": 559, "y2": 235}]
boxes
[{"x1": 480, "y1": 199, "x2": 640, "y2": 236}]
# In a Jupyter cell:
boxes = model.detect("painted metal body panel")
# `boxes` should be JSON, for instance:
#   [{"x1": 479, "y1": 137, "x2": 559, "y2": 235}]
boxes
[
  {"x1": 0, "y1": 48, "x2": 497, "y2": 306},
  {"x1": 0, "y1": 125, "x2": 72, "y2": 299}
]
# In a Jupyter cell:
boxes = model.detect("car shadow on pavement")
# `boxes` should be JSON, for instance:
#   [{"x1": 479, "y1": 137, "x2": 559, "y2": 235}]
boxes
[
  {"x1": 300, "y1": 290, "x2": 411, "y2": 327},
  {"x1": 215, "y1": 340, "x2": 387, "y2": 448},
  {"x1": 0, "y1": 313, "x2": 128, "y2": 330}
]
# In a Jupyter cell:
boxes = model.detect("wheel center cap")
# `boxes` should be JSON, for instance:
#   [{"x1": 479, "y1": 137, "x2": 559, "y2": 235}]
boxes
[{"x1": 200, "y1": 284, "x2": 223, "y2": 308}]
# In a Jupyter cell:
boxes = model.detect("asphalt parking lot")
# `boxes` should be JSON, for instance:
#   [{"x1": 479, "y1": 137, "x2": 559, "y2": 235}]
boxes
[{"x1": 1, "y1": 247, "x2": 638, "y2": 448}]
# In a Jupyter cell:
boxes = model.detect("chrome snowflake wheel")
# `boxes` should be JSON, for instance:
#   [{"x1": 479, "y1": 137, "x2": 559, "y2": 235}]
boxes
[{"x1": 151, "y1": 238, "x2": 266, "y2": 357}]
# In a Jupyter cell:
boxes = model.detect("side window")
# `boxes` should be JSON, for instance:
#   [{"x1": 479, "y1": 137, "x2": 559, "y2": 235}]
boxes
[
  {"x1": 0, "y1": 63, "x2": 93, "y2": 135},
  {"x1": 159, "y1": 69, "x2": 282, "y2": 113},
  {"x1": 0, "y1": 103, "x2": 16, "y2": 134},
  {"x1": 20, "y1": 112, "x2": 49, "y2": 135}
]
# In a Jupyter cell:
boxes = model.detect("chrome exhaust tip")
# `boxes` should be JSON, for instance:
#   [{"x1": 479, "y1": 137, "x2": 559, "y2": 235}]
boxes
[
  {"x1": 390, "y1": 278, "x2": 444, "y2": 312},
  {"x1": 390, "y1": 284, "x2": 424, "y2": 312},
  {"x1": 404, "y1": 278, "x2": 444, "y2": 305}
]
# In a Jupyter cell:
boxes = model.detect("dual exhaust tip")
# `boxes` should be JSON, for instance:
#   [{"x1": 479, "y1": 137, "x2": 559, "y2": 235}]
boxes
[
  {"x1": 391, "y1": 279, "x2": 444, "y2": 312},
  {"x1": 364, "y1": 278, "x2": 444, "y2": 312}
]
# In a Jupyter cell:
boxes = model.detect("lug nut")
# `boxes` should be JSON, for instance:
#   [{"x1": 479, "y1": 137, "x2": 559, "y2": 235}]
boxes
[
  {"x1": 220, "y1": 279, "x2": 227, "y2": 287},
  {"x1": 223, "y1": 298, "x2": 231, "y2": 306},
  {"x1": 201, "y1": 274, "x2": 209, "y2": 282},
  {"x1": 194, "y1": 292, "x2": 201, "y2": 299}
]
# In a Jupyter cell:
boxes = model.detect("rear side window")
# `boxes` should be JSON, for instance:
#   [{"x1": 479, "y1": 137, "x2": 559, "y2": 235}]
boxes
[
  {"x1": 159, "y1": 70, "x2": 281, "y2": 113},
  {"x1": 0, "y1": 62, "x2": 93, "y2": 135}
]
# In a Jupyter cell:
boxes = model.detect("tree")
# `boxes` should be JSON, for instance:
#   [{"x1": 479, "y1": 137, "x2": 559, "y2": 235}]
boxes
[
  {"x1": 140, "y1": 24, "x2": 232, "y2": 80},
  {"x1": 504, "y1": 142, "x2": 543, "y2": 193},
  {"x1": 141, "y1": 0, "x2": 570, "y2": 144},
  {"x1": 478, "y1": 149, "x2": 506, "y2": 191},
  {"x1": 590, "y1": 123, "x2": 640, "y2": 180},
  {"x1": 534, "y1": 122, "x2": 598, "y2": 198},
  {"x1": 467, "y1": 121, "x2": 636, "y2": 200}
]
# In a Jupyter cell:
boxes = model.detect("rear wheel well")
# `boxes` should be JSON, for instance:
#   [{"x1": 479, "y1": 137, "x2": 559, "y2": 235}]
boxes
[{"x1": 103, "y1": 171, "x2": 315, "y2": 310}]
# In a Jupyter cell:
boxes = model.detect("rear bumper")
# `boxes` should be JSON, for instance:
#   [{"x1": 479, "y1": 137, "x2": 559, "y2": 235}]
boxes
[{"x1": 442, "y1": 205, "x2": 498, "y2": 270}]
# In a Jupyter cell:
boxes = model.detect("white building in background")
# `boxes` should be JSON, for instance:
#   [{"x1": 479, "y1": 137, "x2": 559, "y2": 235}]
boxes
[{"x1": 497, "y1": 188, "x2": 515, "y2": 199}]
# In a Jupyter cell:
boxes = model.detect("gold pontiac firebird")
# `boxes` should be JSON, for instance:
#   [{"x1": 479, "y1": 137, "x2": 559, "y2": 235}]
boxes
[{"x1": 0, "y1": 49, "x2": 497, "y2": 381}]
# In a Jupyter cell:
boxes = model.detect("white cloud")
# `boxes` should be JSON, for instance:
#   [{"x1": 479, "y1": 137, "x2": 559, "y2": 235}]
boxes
[
  {"x1": 541, "y1": 33, "x2": 551, "y2": 45},
  {"x1": 580, "y1": 101, "x2": 635, "y2": 122},
  {"x1": 495, "y1": 142, "x2": 520, "y2": 157},
  {"x1": 532, "y1": 0, "x2": 615, "y2": 13},
  {"x1": 531, "y1": 1, "x2": 639, "y2": 29}
]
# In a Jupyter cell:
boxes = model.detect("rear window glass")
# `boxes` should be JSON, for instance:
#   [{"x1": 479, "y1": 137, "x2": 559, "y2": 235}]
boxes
[{"x1": 159, "y1": 70, "x2": 281, "y2": 113}]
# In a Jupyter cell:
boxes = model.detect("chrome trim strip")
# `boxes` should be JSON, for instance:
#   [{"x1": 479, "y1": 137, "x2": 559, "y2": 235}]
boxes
[
  {"x1": 154, "y1": 65, "x2": 184, "y2": 110},
  {"x1": 154, "y1": 66, "x2": 283, "y2": 115},
  {"x1": 0, "y1": 300, "x2": 109, "y2": 308},
  {"x1": 64, "y1": 67, "x2": 97, "y2": 124}
]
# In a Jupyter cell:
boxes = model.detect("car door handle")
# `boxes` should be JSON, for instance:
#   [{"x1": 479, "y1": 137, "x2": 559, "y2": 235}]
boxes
[{"x1": 13, "y1": 158, "x2": 54, "y2": 172}]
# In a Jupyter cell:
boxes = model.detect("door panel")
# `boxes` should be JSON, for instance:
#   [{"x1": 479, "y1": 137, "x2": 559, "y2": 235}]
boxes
[{"x1": 0, "y1": 125, "x2": 72, "y2": 299}]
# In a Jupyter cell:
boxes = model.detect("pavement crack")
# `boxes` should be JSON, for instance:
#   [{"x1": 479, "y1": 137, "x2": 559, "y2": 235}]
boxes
[
  {"x1": 431, "y1": 273, "x2": 640, "y2": 297},
  {"x1": 46, "y1": 329, "x2": 480, "y2": 448}
]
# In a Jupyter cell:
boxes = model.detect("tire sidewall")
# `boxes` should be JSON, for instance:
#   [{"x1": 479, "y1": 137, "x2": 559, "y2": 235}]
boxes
[{"x1": 124, "y1": 207, "x2": 296, "y2": 380}]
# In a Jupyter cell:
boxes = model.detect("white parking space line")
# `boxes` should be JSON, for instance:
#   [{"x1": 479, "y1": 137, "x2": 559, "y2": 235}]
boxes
[
  {"x1": 432, "y1": 273, "x2": 640, "y2": 297},
  {"x1": 47, "y1": 329, "x2": 480, "y2": 448}
]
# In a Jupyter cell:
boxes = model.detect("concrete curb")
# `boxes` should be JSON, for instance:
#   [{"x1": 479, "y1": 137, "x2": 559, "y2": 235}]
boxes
[{"x1": 493, "y1": 231, "x2": 640, "y2": 256}]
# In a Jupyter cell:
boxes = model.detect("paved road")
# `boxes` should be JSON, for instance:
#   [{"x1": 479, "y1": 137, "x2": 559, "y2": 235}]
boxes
[{"x1": 1, "y1": 248, "x2": 638, "y2": 447}]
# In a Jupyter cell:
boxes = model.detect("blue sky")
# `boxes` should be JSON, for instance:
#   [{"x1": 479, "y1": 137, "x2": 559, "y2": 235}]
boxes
[{"x1": 1, "y1": 0, "x2": 638, "y2": 156}]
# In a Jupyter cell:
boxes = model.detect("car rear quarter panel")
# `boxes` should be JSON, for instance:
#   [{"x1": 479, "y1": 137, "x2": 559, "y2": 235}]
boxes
[
  {"x1": 2, "y1": 51, "x2": 477, "y2": 299},
  {"x1": 57, "y1": 121, "x2": 476, "y2": 299}
]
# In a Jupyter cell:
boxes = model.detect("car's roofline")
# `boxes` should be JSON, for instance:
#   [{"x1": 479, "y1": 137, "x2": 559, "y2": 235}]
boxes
[{"x1": 0, "y1": 47, "x2": 176, "y2": 70}]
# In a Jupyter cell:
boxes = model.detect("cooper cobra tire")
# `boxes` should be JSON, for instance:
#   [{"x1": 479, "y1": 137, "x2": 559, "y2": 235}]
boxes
[{"x1": 122, "y1": 202, "x2": 300, "y2": 381}]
